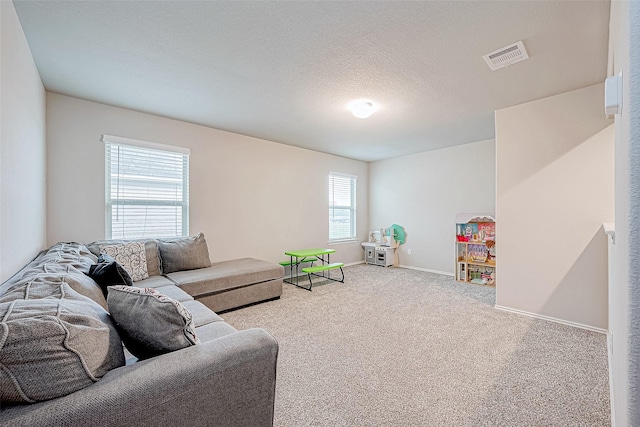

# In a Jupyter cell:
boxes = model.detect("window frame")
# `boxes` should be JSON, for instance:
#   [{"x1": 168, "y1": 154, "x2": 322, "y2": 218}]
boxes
[
  {"x1": 328, "y1": 172, "x2": 357, "y2": 243},
  {"x1": 102, "y1": 134, "x2": 190, "y2": 240}
]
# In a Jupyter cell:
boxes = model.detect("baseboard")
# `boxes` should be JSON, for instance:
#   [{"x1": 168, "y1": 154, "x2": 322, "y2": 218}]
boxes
[
  {"x1": 494, "y1": 305, "x2": 607, "y2": 334},
  {"x1": 345, "y1": 260, "x2": 365, "y2": 267},
  {"x1": 353, "y1": 263, "x2": 453, "y2": 276},
  {"x1": 398, "y1": 264, "x2": 455, "y2": 277}
]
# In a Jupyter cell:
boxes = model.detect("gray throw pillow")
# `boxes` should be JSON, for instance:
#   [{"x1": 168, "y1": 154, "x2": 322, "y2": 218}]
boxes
[
  {"x1": 107, "y1": 286, "x2": 199, "y2": 360},
  {"x1": 157, "y1": 232, "x2": 212, "y2": 273},
  {"x1": 0, "y1": 285, "x2": 125, "y2": 403}
]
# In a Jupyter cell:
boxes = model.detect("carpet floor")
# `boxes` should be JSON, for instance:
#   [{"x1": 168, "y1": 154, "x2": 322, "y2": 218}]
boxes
[{"x1": 222, "y1": 265, "x2": 610, "y2": 426}]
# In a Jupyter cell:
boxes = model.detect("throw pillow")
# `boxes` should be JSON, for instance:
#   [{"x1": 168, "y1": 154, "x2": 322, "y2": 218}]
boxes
[
  {"x1": 101, "y1": 242, "x2": 149, "y2": 282},
  {"x1": 88, "y1": 254, "x2": 134, "y2": 297},
  {"x1": 107, "y1": 286, "x2": 199, "y2": 360},
  {"x1": 87, "y1": 240, "x2": 162, "y2": 277},
  {"x1": 157, "y1": 232, "x2": 212, "y2": 274},
  {"x1": 0, "y1": 287, "x2": 125, "y2": 403}
]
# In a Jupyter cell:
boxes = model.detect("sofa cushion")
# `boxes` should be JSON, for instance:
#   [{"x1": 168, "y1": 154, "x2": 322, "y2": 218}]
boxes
[
  {"x1": 37, "y1": 242, "x2": 97, "y2": 274},
  {"x1": 88, "y1": 254, "x2": 133, "y2": 296},
  {"x1": 149, "y1": 285, "x2": 194, "y2": 303},
  {"x1": 133, "y1": 275, "x2": 175, "y2": 288},
  {"x1": 157, "y1": 232, "x2": 211, "y2": 274},
  {"x1": 0, "y1": 264, "x2": 109, "y2": 311},
  {"x1": 0, "y1": 285, "x2": 125, "y2": 403},
  {"x1": 194, "y1": 320, "x2": 238, "y2": 342},
  {"x1": 101, "y1": 242, "x2": 149, "y2": 282},
  {"x1": 0, "y1": 250, "x2": 47, "y2": 291},
  {"x1": 58, "y1": 268, "x2": 110, "y2": 310},
  {"x1": 168, "y1": 258, "x2": 284, "y2": 298},
  {"x1": 107, "y1": 286, "x2": 199, "y2": 360},
  {"x1": 87, "y1": 239, "x2": 162, "y2": 277},
  {"x1": 180, "y1": 300, "x2": 224, "y2": 327}
]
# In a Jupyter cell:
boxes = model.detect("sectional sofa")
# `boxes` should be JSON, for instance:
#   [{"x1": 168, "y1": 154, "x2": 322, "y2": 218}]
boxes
[
  {"x1": 86, "y1": 233, "x2": 284, "y2": 313},
  {"x1": 0, "y1": 235, "x2": 283, "y2": 426}
]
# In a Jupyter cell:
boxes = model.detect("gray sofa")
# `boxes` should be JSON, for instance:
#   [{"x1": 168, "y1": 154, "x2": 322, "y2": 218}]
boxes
[
  {"x1": 0, "y1": 239, "x2": 281, "y2": 427},
  {"x1": 86, "y1": 233, "x2": 284, "y2": 313}
]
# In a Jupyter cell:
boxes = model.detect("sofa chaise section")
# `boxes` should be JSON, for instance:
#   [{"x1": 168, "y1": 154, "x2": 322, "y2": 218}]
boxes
[
  {"x1": 88, "y1": 235, "x2": 284, "y2": 313},
  {"x1": 168, "y1": 258, "x2": 284, "y2": 312}
]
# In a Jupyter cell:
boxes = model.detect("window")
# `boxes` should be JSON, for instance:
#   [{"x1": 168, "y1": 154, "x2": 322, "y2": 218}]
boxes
[
  {"x1": 103, "y1": 135, "x2": 189, "y2": 239},
  {"x1": 329, "y1": 172, "x2": 357, "y2": 241}
]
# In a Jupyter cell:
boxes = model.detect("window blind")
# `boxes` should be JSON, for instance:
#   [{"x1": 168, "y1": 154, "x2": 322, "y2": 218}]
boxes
[
  {"x1": 329, "y1": 172, "x2": 357, "y2": 241},
  {"x1": 104, "y1": 135, "x2": 189, "y2": 239}
]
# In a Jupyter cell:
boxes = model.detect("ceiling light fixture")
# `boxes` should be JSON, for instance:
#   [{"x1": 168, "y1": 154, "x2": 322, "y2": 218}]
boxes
[{"x1": 350, "y1": 100, "x2": 376, "y2": 119}]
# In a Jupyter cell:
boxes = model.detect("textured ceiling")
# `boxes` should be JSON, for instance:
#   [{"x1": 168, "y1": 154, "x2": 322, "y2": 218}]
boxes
[{"x1": 13, "y1": 1, "x2": 610, "y2": 162}]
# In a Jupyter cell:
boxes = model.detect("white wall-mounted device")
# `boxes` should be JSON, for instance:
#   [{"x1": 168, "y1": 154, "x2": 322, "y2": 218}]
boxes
[
  {"x1": 482, "y1": 41, "x2": 529, "y2": 71},
  {"x1": 605, "y1": 71, "x2": 623, "y2": 116}
]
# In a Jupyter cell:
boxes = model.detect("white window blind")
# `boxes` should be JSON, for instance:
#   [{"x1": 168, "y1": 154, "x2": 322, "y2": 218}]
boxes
[
  {"x1": 103, "y1": 135, "x2": 189, "y2": 239},
  {"x1": 329, "y1": 172, "x2": 357, "y2": 241}
]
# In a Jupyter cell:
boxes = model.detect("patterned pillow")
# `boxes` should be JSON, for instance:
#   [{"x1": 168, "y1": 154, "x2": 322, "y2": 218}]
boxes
[
  {"x1": 101, "y1": 242, "x2": 148, "y2": 282},
  {"x1": 87, "y1": 240, "x2": 162, "y2": 277},
  {"x1": 106, "y1": 286, "x2": 199, "y2": 360}
]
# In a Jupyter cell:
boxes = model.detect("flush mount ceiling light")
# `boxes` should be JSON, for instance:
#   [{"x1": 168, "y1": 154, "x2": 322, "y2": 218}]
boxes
[{"x1": 349, "y1": 100, "x2": 377, "y2": 119}]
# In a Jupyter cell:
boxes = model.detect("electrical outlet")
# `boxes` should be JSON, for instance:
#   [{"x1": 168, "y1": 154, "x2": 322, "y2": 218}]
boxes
[{"x1": 408, "y1": 249, "x2": 412, "y2": 255}]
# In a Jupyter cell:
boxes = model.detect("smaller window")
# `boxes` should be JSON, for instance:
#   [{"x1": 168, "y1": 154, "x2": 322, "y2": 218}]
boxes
[
  {"x1": 329, "y1": 172, "x2": 357, "y2": 241},
  {"x1": 103, "y1": 135, "x2": 190, "y2": 239}
]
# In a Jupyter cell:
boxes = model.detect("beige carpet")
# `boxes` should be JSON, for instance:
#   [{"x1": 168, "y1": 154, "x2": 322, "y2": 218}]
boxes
[{"x1": 222, "y1": 265, "x2": 610, "y2": 426}]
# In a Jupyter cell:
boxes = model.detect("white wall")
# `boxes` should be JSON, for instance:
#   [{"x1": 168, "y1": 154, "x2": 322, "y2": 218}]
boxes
[
  {"x1": 46, "y1": 93, "x2": 368, "y2": 265},
  {"x1": 624, "y1": 3, "x2": 640, "y2": 422},
  {"x1": 369, "y1": 140, "x2": 495, "y2": 273},
  {"x1": 0, "y1": 1, "x2": 46, "y2": 282},
  {"x1": 495, "y1": 83, "x2": 614, "y2": 331},
  {"x1": 609, "y1": 1, "x2": 639, "y2": 425}
]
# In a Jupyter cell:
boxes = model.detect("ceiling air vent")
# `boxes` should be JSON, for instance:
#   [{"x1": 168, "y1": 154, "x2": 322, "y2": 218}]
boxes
[{"x1": 483, "y1": 41, "x2": 529, "y2": 71}]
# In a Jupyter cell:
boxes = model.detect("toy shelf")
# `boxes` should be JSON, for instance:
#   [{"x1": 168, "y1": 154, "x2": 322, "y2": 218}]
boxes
[
  {"x1": 455, "y1": 214, "x2": 496, "y2": 286},
  {"x1": 467, "y1": 260, "x2": 496, "y2": 267}
]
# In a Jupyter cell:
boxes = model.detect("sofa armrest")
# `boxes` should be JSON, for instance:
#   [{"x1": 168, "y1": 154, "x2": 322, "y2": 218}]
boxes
[{"x1": 0, "y1": 328, "x2": 279, "y2": 427}]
